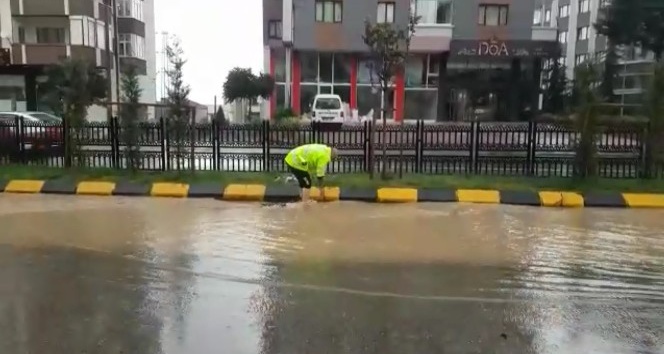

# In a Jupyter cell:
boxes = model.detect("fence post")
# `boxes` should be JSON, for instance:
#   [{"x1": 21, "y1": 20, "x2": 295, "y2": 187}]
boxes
[
  {"x1": 470, "y1": 121, "x2": 478, "y2": 174},
  {"x1": 262, "y1": 120, "x2": 270, "y2": 172},
  {"x1": 111, "y1": 116, "x2": 120, "y2": 169},
  {"x1": 160, "y1": 117, "x2": 169, "y2": 171},
  {"x1": 14, "y1": 116, "x2": 24, "y2": 164},
  {"x1": 526, "y1": 120, "x2": 535, "y2": 175},
  {"x1": 641, "y1": 121, "x2": 650, "y2": 178},
  {"x1": 62, "y1": 116, "x2": 71, "y2": 167},
  {"x1": 414, "y1": 120, "x2": 421, "y2": 173},
  {"x1": 363, "y1": 121, "x2": 370, "y2": 173},
  {"x1": 212, "y1": 118, "x2": 219, "y2": 171}
]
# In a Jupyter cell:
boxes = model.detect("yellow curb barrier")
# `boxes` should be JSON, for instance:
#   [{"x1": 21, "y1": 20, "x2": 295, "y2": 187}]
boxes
[
  {"x1": 223, "y1": 184, "x2": 266, "y2": 201},
  {"x1": 456, "y1": 189, "x2": 500, "y2": 204},
  {"x1": 311, "y1": 187, "x2": 340, "y2": 202},
  {"x1": 377, "y1": 187, "x2": 418, "y2": 203},
  {"x1": 150, "y1": 182, "x2": 189, "y2": 198},
  {"x1": 76, "y1": 181, "x2": 116, "y2": 196},
  {"x1": 622, "y1": 193, "x2": 664, "y2": 208},
  {"x1": 538, "y1": 191, "x2": 584, "y2": 207},
  {"x1": 4, "y1": 180, "x2": 45, "y2": 193}
]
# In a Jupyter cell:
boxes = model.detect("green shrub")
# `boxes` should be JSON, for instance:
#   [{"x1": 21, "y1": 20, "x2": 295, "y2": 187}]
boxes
[{"x1": 274, "y1": 107, "x2": 297, "y2": 121}]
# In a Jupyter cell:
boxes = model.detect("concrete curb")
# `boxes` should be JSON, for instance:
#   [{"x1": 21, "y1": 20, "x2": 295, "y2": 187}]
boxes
[{"x1": 3, "y1": 180, "x2": 664, "y2": 208}]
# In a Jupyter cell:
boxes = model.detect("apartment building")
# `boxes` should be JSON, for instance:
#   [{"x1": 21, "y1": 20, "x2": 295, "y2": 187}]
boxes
[
  {"x1": 0, "y1": 0, "x2": 156, "y2": 119},
  {"x1": 263, "y1": 0, "x2": 559, "y2": 121},
  {"x1": 541, "y1": 0, "x2": 655, "y2": 107}
]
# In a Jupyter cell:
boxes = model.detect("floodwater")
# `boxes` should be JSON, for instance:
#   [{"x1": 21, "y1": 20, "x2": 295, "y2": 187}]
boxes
[{"x1": 0, "y1": 196, "x2": 663, "y2": 354}]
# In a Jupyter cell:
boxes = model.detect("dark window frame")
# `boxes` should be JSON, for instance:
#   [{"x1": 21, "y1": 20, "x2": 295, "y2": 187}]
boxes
[
  {"x1": 315, "y1": 1, "x2": 343, "y2": 23},
  {"x1": 377, "y1": 1, "x2": 395, "y2": 23},
  {"x1": 268, "y1": 20, "x2": 282, "y2": 39},
  {"x1": 478, "y1": 4, "x2": 508, "y2": 26}
]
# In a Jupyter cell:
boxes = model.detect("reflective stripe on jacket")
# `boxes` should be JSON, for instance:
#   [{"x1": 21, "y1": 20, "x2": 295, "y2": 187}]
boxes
[{"x1": 285, "y1": 144, "x2": 332, "y2": 178}]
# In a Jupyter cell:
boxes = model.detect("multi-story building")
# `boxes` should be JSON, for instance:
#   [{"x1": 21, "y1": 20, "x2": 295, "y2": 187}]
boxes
[
  {"x1": 263, "y1": 0, "x2": 559, "y2": 121},
  {"x1": 0, "y1": 0, "x2": 156, "y2": 120},
  {"x1": 541, "y1": 0, "x2": 656, "y2": 109}
]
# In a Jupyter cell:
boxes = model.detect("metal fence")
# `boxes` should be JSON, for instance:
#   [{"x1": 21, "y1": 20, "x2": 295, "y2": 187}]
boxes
[{"x1": 1, "y1": 116, "x2": 662, "y2": 178}]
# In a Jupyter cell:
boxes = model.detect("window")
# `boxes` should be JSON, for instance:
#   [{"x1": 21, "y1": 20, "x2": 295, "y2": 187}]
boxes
[
  {"x1": 118, "y1": 33, "x2": 145, "y2": 58},
  {"x1": 315, "y1": 1, "x2": 342, "y2": 23},
  {"x1": 268, "y1": 20, "x2": 282, "y2": 39},
  {"x1": 575, "y1": 54, "x2": 588, "y2": 65},
  {"x1": 559, "y1": 4, "x2": 569, "y2": 17},
  {"x1": 414, "y1": 0, "x2": 452, "y2": 24},
  {"x1": 117, "y1": 0, "x2": 144, "y2": 21},
  {"x1": 545, "y1": 9, "x2": 551, "y2": 22},
  {"x1": 579, "y1": 0, "x2": 589, "y2": 13},
  {"x1": 478, "y1": 5, "x2": 508, "y2": 26},
  {"x1": 558, "y1": 31, "x2": 567, "y2": 43},
  {"x1": 17, "y1": 27, "x2": 25, "y2": 43},
  {"x1": 36, "y1": 28, "x2": 66, "y2": 44},
  {"x1": 558, "y1": 57, "x2": 567, "y2": 66},
  {"x1": 377, "y1": 2, "x2": 395, "y2": 23},
  {"x1": 533, "y1": 9, "x2": 541, "y2": 24},
  {"x1": 600, "y1": 0, "x2": 611, "y2": 7},
  {"x1": 405, "y1": 54, "x2": 438, "y2": 88},
  {"x1": 577, "y1": 26, "x2": 589, "y2": 41}
]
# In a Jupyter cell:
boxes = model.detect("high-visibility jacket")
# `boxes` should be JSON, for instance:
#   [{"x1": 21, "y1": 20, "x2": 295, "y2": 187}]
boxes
[{"x1": 285, "y1": 144, "x2": 332, "y2": 178}]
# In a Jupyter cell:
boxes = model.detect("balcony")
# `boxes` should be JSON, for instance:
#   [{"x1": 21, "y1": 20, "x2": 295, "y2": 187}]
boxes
[
  {"x1": 531, "y1": 26, "x2": 557, "y2": 41},
  {"x1": 411, "y1": 0, "x2": 453, "y2": 52}
]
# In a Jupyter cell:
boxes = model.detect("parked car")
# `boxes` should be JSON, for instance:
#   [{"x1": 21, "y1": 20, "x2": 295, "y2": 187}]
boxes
[
  {"x1": 0, "y1": 112, "x2": 64, "y2": 152},
  {"x1": 310, "y1": 94, "x2": 345, "y2": 124}
]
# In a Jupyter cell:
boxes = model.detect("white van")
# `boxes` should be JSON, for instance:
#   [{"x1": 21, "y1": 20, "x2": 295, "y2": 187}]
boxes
[{"x1": 310, "y1": 94, "x2": 345, "y2": 124}]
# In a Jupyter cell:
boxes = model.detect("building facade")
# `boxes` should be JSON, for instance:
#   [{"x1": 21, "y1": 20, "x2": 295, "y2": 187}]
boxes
[
  {"x1": 0, "y1": 0, "x2": 156, "y2": 119},
  {"x1": 542, "y1": 0, "x2": 656, "y2": 109},
  {"x1": 263, "y1": 0, "x2": 559, "y2": 121}
]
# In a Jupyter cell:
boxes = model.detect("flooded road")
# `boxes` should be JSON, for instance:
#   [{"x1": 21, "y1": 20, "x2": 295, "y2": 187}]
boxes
[{"x1": 0, "y1": 195, "x2": 662, "y2": 354}]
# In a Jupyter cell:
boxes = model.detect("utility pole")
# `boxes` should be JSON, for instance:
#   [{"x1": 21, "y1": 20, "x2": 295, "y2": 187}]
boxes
[
  {"x1": 104, "y1": 2, "x2": 113, "y2": 122},
  {"x1": 112, "y1": 0, "x2": 121, "y2": 107}
]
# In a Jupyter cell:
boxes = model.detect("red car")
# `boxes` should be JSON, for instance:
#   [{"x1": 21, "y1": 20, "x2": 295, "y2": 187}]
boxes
[{"x1": 0, "y1": 112, "x2": 63, "y2": 153}]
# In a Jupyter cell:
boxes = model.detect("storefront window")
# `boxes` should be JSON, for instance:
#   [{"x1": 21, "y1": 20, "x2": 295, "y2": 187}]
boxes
[
  {"x1": 275, "y1": 84, "x2": 286, "y2": 109},
  {"x1": 404, "y1": 90, "x2": 438, "y2": 120},
  {"x1": 0, "y1": 75, "x2": 26, "y2": 111},
  {"x1": 333, "y1": 54, "x2": 351, "y2": 83},
  {"x1": 356, "y1": 85, "x2": 377, "y2": 117},
  {"x1": 300, "y1": 84, "x2": 317, "y2": 113},
  {"x1": 273, "y1": 49, "x2": 286, "y2": 83},
  {"x1": 357, "y1": 60, "x2": 375, "y2": 84},
  {"x1": 405, "y1": 56, "x2": 425, "y2": 87},
  {"x1": 333, "y1": 85, "x2": 351, "y2": 106},
  {"x1": 300, "y1": 52, "x2": 318, "y2": 82},
  {"x1": 319, "y1": 53, "x2": 333, "y2": 82}
]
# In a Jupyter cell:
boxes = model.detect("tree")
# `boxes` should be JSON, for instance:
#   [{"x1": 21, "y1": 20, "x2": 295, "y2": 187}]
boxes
[
  {"x1": 40, "y1": 58, "x2": 106, "y2": 167},
  {"x1": 213, "y1": 106, "x2": 227, "y2": 125},
  {"x1": 599, "y1": 43, "x2": 619, "y2": 103},
  {"x1": 642, "y1": 63, "x2": 664, "y2": 177},
  {"x1": 362, "y1": 15, "x2": 418, "y2": 179},
  {"x1": 223, "y1": 67, "x2": 274, "y2": 119},
  {"x1": 595, "y1": 0, "x2": 664, "y2": 61},
  {"x1": 119, "y1": 65, "x2": 143, "y2": 171},
  {"x1": 165, "y1": 38, "x2": 191, "y2": 171},
  {"x1": 571, "y1": 61, "x2": 602, "y2": 178},
  {"x1": 542, "y1": 58, "x2": 570, "y2": 114}
]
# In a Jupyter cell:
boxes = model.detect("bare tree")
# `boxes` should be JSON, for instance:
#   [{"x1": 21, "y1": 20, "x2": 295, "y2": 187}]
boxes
[{"x1": 362, "y1": 14, "x2": 418, "y2": 179}]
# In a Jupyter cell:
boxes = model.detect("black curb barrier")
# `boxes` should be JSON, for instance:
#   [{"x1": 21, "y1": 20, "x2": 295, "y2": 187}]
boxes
[
  {"x1": 339, "y1": 187, "x2": 377, "y2": 202},
  {"x1": 112, "y1": 181, "x2": 150, "y2": 196},
  {"x1": 499, "y1": 190, "x2": 541, "y2": 206},
  {"x1": 0, "y1": 179, "x2": 6, "y2": 192},
  {"x1": 41, "y1": 179, "x2": 77, "y2": 194},
  {"x1": 264, "y1": 185, "x2": 300, "y2": 202},
  {"x1": 188, "y1": 183, "x2": 225, "y2": 198},
  {"x1": 417, "y1": 188, "x2": 457, "y2": 202},
  {"x1": 582, "y1": 192, "x2": 627, "y2": 208}
]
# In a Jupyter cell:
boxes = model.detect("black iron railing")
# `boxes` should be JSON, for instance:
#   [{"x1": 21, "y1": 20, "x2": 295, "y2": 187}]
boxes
[{"x1": 0, "y1": 116, "x2": 660, "y2": 178}]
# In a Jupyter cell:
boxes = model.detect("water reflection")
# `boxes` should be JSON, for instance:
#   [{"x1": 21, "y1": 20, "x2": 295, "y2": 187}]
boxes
[{"x1": 0, "y1": 195, "x2": 662, "y2": 354}]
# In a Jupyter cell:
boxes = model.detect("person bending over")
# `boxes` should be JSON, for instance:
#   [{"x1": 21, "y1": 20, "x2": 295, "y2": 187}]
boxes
[{"x1": 284, "y1": 144, "x2": 338, "y2": 202}]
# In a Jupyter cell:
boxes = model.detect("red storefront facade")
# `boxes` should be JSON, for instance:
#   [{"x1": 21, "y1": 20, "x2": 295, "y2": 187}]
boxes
[{"x1": 268, "y1": 49, "x2": 406, "y2": 121}]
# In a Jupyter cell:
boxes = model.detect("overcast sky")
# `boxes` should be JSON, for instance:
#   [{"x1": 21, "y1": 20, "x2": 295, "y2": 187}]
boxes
[{"x1": 154, "y1": 0, "x2": 264, "y2": 105}]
